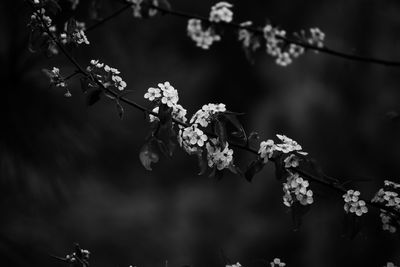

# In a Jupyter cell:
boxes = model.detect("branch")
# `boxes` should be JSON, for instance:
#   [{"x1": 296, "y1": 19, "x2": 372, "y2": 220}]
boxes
[
  {"x1": 82, "y1": 1, "x2": 400, "y2": 67},
  {"x1": 32, "y1": 6, "x2": 400, "y2": 219}
]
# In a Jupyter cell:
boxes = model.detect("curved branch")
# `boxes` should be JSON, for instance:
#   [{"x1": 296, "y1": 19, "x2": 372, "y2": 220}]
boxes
[{"x1": 32, "y1": 6, "x2": 400, "y2": 219}]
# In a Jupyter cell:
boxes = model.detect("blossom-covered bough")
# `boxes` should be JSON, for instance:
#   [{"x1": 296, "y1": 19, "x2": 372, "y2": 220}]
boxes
[{"x1": 26, "y1": 0, "x2": 400, "y2": 265}]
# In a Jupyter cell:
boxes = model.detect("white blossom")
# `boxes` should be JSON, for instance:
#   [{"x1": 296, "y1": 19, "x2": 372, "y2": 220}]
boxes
[
  {"x1": 343, "y1": 190, "x2": 368, "y2": 216},
  {"x1": 270, "y1": 258, "x2": 286, "y2": 267},
  {"x1": 209, "y1": 2, "x2": 233, "y2": 23},
  {"x1": 190, "y1": 103, "x2": 226, "y2": 127},
  {"x1": 308, "y1": 27, "x2": 325, "y2": 48},
  {"x1": 283, "y1": 172, "x2": 313, "y2": 207},
  {"x1": 206, "y1": 138, "x2": 234, "y2": 170},
  {"x1": 187, "y1": 19, "x2": 221, "y2": 49},
  {"x1": 284, "y1": 154, "x2": 299, "y2": 168},
  {"x1": 258, "y1": 139, "x2": 275, "y2": 163}
]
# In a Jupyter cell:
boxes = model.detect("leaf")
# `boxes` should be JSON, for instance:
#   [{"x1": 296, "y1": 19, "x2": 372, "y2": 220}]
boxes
[
  {"x1": 66, "y1": 18, "x2": 77, "y2": 35},
  {"x1": 342, "y1": 214, "x2": 362, "y2": 239},
  {"x1": 80, "y1": 77, "x2": 90, "y2": 93},
  {"x1": 224, "y1": 113, "x2": 246, "y2": 143},
  {"x1": 156, "y1": 139, "x2": 171, "y2": 158},
  {"x1": 244, "y1": 158, "x2": 265, "y2": 182},
  {"x1": 116, "y1": 101, "x2": 124, "y2": 120},
  {"x1": 291, "y1": 202, "x2": 311, "y2": 230},
  {"x1": 86, "y1": 89, "x2": 102, "y2": 106},
  {"x1": 214, "y1": 119, "x2": 227, "y2": 149},
  {"x1": 274, "y1": 154, "x2": 288, "y2": 181},
  {"x1": 209, "y1": 168, "x2": 224, "y2": 180},
  {"x1": 157, "y1": 0, "x2": 172, "y2": 13},
  {"x1": 28, "y1": 29, "x2": 48, "y2": 53},
  {"x1": 247, "y1": 131, "x2": 259, "y2": 142},
  {"x1": 139, "y1": 143, "x2": 159, "y2": 171},
  {"x1": 197, "y1": 152, "x2": 208, "y2": 175},
  {"x1": 46, "y1": 0, "x2": 62, "y2": 15},
  {"x1": 228, "y1": 164, "x2": 242, "y2": 176}
]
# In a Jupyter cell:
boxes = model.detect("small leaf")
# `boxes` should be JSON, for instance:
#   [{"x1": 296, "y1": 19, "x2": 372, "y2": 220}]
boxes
[
  {"x1": 116, "y1": 101, "x2": 124, "y2": 120},
  {"x1": 46, "y1": 0, "x2": 62, "y2": 15},
  {"x1": 248, "y1": 131, "x2": 259, "y2": 142},
  {"x1": 139, "y1": 143, "x2": 159, "y2": 171},
  {"x1": 86, "y1": 89, "x2": 102, "y2": 106},
  {"x1": 274, "y1": 153, "x2": 288, "y2": 181},
  {"x1": 214, "y1": 119, "x2": 227, "y2": 149},
  {"x1": 66, "y1": 18, "x2": 77, "y2": 35},
  {"x1": 28, "y1": 29, "x2": 48, "y2": 53},
  {"x1": 80, "y1": 77, "x2": 90, "y2": 93},
  {"x1": 291, "y1": 202, "x2": 311, "y2": 230},
  {"x1": 244, "y1": 158, "x2": 265, "y2": 182},
  {"x1": 197, "y1": 152, "x2": 208, "y2": 175},
  {"x1": 342, "y1": 214, "x2": 362, "y2": 239}
]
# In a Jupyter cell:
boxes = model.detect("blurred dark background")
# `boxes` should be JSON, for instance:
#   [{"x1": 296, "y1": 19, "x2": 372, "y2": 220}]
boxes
[{"x1": 1, "y1": 0, "x2": 400, "y2": 266}]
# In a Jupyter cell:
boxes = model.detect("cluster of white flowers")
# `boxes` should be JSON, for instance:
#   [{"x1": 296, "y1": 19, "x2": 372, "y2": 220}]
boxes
[
  {"x1": 30, "y1": 8, "x2": 52, "y2": 29},
  {"x1": 209, "y1": 2, "x2": 233, "y2": 23},
  {"x1": 343, "y1": 190, "x2": 368, "y2": 216},
  {"x1": 190, "y1": 103, "x2": 226, "y2": 127},
  {"x1": 283, "y1": 172, "x2": 313, "y2": 207},
  {"x1": 283, "y1": 154, "x2": 300, "y2": 168},
  {"x1": 384, "y1": 262, "x2": 398, "y2": 267},
  {"x1": 149, "y1": 104, "x2": 188, "y2": 123},
  {"x1": 258, "y1": 139, "x2": 275, "y2": 163},
  {"x1": 87, "y1": 60, "x2": 127, "y2": 90},
  {"x1": 372, "y1": 180, "x2": 400, "y2": 233},
  {"x1": 238, "y1": 21, "x2": 260, "y2": 52},
  {"x1": 270, "y1": 258, "x2": 286, "y2": 267},
  {"x1": 258, "y1": 134, "x2": 306, "y2": 163},
  {"x1": 187, "y1": 19, "x2": 221, "y2": 49},
  {"x1": 65, "y1": 248, "x2": 90, "y2": 264},
  {"x1": 43, "y1": 67, "x2": 72, "y2": 97},
  {"x1": 263, "y1": 24, "x2": 301, "y2": 67},
  {"x1": 144, "y1": 82, "x2": 180, "y2": 107},
  {"x1": 59, "y1": 21, "x2": 89, "y2": 45},
  {"x1": 308, "y1": 28, "x2": 325, "y2": 48},
  {"x1": 178, "y1": 125, "x2": 208, "y2": 154},
  {"x1": 47, "y1": 67, "x2": 66, "y2": 87},
  {"x1": 262, "y1": 24, "x2": 326, "y2": 66},
  {"x1": 206, "y1": 138, "x2": 234, "y2": 170}
]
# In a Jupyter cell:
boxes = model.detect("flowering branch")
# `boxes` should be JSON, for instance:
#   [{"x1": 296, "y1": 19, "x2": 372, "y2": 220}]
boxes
[
  {"x1": 28, "y1": 0, "x2": 400, "y2": 235},
  {"x1": 80, "y1": 0, "x2": 400, "y2": 67}
]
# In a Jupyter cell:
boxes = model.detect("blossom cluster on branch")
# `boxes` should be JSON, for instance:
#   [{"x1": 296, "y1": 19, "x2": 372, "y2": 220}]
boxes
[{"x1": 26, "y1": 0, "x2": 400, "y2": 265}]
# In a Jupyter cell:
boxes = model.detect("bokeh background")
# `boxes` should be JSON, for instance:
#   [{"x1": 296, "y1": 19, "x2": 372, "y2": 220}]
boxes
[{"x1": 1, "y1": 0, "x2": 400, "y2": 266}]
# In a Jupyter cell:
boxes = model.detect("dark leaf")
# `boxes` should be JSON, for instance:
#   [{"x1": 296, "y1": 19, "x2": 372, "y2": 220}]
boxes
[
  {"x1": 80, "y1": 77, "x2": 90, "y2": 93},
  {"x1": 156, "y1": 139, "x2": 171, "y2": 158},
  {"x1": 214, "y1": 119, "x2": 227, "y2": 149},
  {"x1": 28, "y1": 29, "x2": 48, "y2": 53},
  {"x1": 86, "y1": 89, "x2": 102, "y2": 106},
  {"x1": 342, "y1": 214, "x2": 362, "y2": 239},
  {"x1": 274, "y1": 154, "x2": 288, "y2": 181},
  {"x1": 248, "y1": 131, "x2": 259, "y2": 142},
  {"x1": 116, "y1": 101, "x2": 124, "y2": 120},
  {"x1": 66, "y1": 18, "x2": 77, "y2": 35},
  {"x1": 139, "y1": 143, "x2": 159, "y2": 171},
  {"x1": 291, "y1": 202, "x2": 311, "y2": 230},
  {"x1": 197, "y1": 152, "x2": 208, "y2": 175},
  {"x1": 157, "y1": 0, "x2": 172, "y2": 12},
  {"x1": 46, "y1": 0, "x2": 62, "y2": 15},
  {"x1": 244, "y1": 158, "x2": 265, "y2": 182}
]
